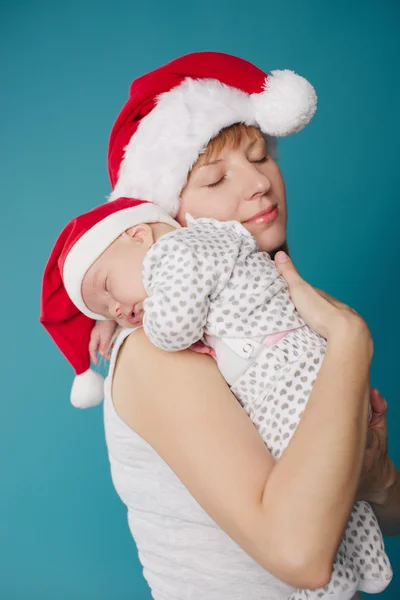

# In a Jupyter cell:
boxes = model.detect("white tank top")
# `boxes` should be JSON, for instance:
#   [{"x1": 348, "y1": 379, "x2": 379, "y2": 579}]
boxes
[{"x1": 103, "y1": 327, "x2": 361, "y2": 600}]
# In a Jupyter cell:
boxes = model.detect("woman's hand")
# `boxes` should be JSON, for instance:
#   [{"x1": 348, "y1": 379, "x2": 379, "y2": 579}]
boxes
[
  {"x1": 274, "y1": 252, "x2": 372, "y2": 344},
  {"x1": 292, "y1": 280, "x2": 397, "y2": 511},
  {"x1": 356, "y1": 388, "x2": 397, "y2": 504},
  {"x1": 309, "y1": 290, "x2": 397, "y2": 504}
]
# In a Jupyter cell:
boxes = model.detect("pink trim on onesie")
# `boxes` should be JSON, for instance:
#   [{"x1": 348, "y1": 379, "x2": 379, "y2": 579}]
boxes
[{"x1": 263, "y1": 328, "x2": 298, "y2": 347}]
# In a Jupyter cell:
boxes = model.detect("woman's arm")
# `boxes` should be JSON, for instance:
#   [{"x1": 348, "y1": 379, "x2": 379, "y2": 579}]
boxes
[
  {"x1": 315, "y1": 290, "x2": 400, "y2": 525},
  {"x1": 112, "y1": 314, "x2": 371, "y2": 590},
  {"x1": 261, "y1": 322, "x2": 371, "y2": 576}
]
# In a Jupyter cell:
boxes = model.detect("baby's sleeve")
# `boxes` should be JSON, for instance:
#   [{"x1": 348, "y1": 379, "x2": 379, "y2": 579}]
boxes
[{"x1": 142, "y1": 239, "x2": 217, "y2": 352}]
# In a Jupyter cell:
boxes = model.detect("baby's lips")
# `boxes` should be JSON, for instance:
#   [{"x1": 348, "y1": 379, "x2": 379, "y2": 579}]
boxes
[
  {"x1": 134, "y1": 300, "x2": 144, "y2": 313},
  {"x1": 127, "y1": 309, "x2": 144, "y2": 326}
]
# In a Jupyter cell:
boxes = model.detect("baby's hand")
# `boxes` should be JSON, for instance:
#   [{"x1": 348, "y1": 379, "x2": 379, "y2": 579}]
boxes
[
  {"x1": 188, "y1": 340, "x2": 216, "y2": 358},
  {"x1": 89, "y1": 320, "x2": 118, "y2": 364}
]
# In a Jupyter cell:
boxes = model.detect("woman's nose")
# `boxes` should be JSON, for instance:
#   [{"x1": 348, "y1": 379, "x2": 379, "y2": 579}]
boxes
[{"x1": 243, "y1": 163, "x2": 271, "y2": 200}]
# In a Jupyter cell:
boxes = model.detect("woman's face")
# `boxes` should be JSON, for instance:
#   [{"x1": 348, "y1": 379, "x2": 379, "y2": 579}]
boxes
[{"x1": 177, "y1": 130, "x2": 287, "y2": 254}]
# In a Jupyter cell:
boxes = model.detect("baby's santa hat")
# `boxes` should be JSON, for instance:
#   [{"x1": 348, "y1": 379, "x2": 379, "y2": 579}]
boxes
[
  {"x1": 108, "y1": 51, "x2": 317, "y2": 215},
  {"x1": 39, "y1": 197, "x2": 179, "y2": 408}
]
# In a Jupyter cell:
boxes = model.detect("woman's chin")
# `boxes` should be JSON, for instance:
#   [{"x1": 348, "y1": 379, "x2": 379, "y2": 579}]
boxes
[{"x1": 255, "y1": 227, "x2": 287, "y2": 254}]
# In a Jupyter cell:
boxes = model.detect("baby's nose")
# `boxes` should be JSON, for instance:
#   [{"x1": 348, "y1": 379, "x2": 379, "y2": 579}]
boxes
[
  {"x1": 109, "y1": 301, "x2": 122, "y2": 319},
  {"x1": 121, "y1": 303, "x2": 134, "y2": 318}
]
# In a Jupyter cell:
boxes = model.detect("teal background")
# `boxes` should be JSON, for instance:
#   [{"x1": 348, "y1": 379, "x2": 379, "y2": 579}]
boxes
[{"x1": 1, "y1": 0, "x2": 399, "y2": 598}]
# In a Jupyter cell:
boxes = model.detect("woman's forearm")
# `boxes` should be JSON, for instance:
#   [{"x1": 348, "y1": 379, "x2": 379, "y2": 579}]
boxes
[
  {"x1": 261, "y1": 322, "x2": 372, "y2": 575},
  {"x1": 371, "y1": 470, "x2": 400, "y2": 537}
]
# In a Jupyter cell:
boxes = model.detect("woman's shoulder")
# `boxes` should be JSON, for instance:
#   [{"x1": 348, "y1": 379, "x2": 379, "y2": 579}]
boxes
[
  {"x1": 115, "y1": 326, "x2": 197, "y2": 372},
  {"x1": 114, "y1": 327, "x2": 224, "y2": 393},
  {"x1": 113, "y1": 327, "x2": 159, "y2": 389},
  {"x1": 111, "y1": 327, "x2": 221, "y2": 428}
]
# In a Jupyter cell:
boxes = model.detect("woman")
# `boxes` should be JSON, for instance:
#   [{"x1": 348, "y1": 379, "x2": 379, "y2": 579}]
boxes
[{"x1": 102, "y1": 52, "x2": 399, "y2": 599}]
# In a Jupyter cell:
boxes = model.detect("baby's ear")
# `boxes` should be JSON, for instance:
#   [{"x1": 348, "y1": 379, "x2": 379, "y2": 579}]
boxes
[{"x1": 124, "y1": 224, "x2": 154, "y2": 246}]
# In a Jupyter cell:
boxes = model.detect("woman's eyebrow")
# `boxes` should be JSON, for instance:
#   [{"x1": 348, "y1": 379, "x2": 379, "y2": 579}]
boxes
[
  {"x1": 247, "y1": 138, "x2": 267, "y2": 152},
  {"x1": 198, "y1": 138, "x2": 266, "y2": 169},
  {"x1": 199, "y1": 157, "x2": 224, "y2": 168}
]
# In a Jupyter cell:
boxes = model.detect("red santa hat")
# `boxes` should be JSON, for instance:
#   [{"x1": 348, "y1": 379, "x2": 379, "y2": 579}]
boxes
[
  {"x1": 108, "y1": 51, "x2": 317, "y2": 215},
  {"x1": 39, "y1": 197, "x2": 179, "y2": 408}
]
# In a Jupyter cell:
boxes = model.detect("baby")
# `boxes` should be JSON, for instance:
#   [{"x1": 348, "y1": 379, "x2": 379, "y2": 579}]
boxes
[{"x1": 40, "y1": 197, "x2": 392, "y2": 600}]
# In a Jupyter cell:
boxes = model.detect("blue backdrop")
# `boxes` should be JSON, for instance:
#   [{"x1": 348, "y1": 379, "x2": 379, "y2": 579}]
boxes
[{"x1": 1, "y1": 0, "x2": 399, "y2": 598}]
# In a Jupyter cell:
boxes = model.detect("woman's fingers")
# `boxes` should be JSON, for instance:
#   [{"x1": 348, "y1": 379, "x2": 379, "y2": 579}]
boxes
[
  {"x1": 370, "y1": 387, "x2": 388, "y2": 415},
  {"x1": 366, "y1": 389, "x2": 388, "y2": 445},
  {"x1": 274, "y1": 252, "x2": 303, "y2": 289},
  {"x1": 274, "y1": 252, "x2": 336, "y2": 338},
  {"x1": 274, "y1": 252, "x2": 369, "y2": 343},
  {"x1": 357, "y1": 389, "x2": 395, "y2": 503}
]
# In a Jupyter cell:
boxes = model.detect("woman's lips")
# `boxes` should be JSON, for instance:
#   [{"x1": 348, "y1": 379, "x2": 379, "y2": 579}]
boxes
[{"x1": 244, "y1": 206, "x2": 279, "y2": 225}]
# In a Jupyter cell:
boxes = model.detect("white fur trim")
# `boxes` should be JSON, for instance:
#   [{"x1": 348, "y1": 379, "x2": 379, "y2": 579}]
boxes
[
  {"x1": 109, "y1": 73, "x2": 316, "y2": 214},
  {"x1": 71, "y1": 368, "x2": 104, "y2": 408},
  {"x1": 252, "y1": 70, "x2": 317, "y2": 136},
  {"x1": 109, "y1": 78, "x2": 257, "y2": 213},
  {"x1": 63, "y1": 204, "x2": 180, "y2": 320}
]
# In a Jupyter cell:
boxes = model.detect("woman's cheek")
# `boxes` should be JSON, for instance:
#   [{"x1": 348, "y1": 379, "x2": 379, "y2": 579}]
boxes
[
  {"x1": 179, "y1": 187, "x2": 238, "y2": 221},
  {"x1": 185, "y1": 194, "x2": 221, "y2": 220},
  {"x1": 203, "y1": 190, "x2": 237, "y2": 221},
  {"x1": 176, "y1": 193, "x2": 202, "y2": 223}
]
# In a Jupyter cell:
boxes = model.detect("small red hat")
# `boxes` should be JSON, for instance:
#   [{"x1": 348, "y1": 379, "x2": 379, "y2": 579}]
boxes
[
  {"x1": 39, "y1": 197, "x2": 179, "y2": 408},
  {"x1": 108, "y1": 51, "x2": 317, "y2": 215}
]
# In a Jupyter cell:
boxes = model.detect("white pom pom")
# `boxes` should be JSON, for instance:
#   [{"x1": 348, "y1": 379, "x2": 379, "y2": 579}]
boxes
[
  {"x1": 70, "y1": 369, "x2": 104, "y2": 409},
  {"x1": 252, "y1": 70, "x2": 317, "y2": 137}
]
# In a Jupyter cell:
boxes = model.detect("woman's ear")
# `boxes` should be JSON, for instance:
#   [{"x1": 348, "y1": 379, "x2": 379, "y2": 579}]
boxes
[{"x1": 124, "y1": 223, "x2": 154, "y2": 247}]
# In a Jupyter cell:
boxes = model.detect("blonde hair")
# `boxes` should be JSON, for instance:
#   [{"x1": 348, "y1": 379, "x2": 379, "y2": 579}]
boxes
[
  {"x1": 195, "y1": 124, "x2": 265, "y2": 168},
  {"x1": 191, "y1": 123, "x2": 289, "y2": 257}
]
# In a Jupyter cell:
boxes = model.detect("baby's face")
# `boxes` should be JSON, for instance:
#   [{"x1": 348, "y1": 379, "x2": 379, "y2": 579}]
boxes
[{"x1": 81, "y1": 224, "x2": 153, "y2": 327}]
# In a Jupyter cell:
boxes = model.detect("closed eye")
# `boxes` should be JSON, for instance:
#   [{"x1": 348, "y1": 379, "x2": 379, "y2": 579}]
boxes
[
  {"x1": 207, "y1": 175, "x2": 226, "y2": 189},
  {"x1": 251, "y1": 154, "x2": 268, "y2": 164}
]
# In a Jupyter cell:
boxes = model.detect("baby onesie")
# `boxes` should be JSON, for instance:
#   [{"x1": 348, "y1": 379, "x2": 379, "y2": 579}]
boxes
[{"x1": 141, "y1": 215, "x2": 392, "y2": 599}]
